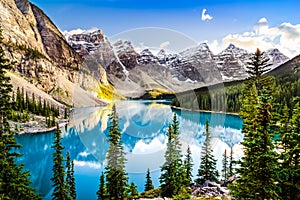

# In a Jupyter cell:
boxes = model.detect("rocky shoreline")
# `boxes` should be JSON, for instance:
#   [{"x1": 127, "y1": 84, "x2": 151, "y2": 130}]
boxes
[
  {"x1": 10, "y1": 116, "x2": 69, "y2": 135},
  {"x1": 171, "y1": 105, "x2": 240, "y2": 116}
]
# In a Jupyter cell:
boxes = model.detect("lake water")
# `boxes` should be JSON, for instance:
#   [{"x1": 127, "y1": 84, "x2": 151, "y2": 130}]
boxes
[{"x1": 15, "y1": 100, "x2": 243, "y2": 199}]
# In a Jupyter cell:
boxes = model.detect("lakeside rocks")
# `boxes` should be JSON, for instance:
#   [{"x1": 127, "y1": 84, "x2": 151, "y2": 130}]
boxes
[{"x1": 191, "y1": 180, "x2": 232, "y2": 199}]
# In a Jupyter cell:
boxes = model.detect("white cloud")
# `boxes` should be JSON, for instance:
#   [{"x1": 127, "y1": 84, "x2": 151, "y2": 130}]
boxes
[
  {"x1": 62, "y1": 27, "x2": 99, "y2": 40},
  {"x1": 209, "y1": 17, "x2": 300, "y2": 58},
  {"x1": 73, "y1": 160, "x2": 102, "y2": 169},
  {"x1": 160, "y1": 41, "x2": 170, "y2": 49},
  {"x1": 201, "y1": 8, "x2": 213, "y2": 21},
  {"x1": 253, "y1": 17, "x2": 269, "y2": 35},
  {"x1": 132, "y1": 135, "x2": 166, "y2": 154}
]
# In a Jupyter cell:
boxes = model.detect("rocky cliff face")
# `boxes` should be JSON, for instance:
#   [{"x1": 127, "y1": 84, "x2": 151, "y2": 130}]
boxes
[
  {"x1": 0, "y1": 0, "x2": 105, "y2": 107},
  {"x1": 67, "y1": 30, "x2": 127, "y2": 81},
  {"x1": 114, "y1": 40, "x2": 139, "y2": 69}
]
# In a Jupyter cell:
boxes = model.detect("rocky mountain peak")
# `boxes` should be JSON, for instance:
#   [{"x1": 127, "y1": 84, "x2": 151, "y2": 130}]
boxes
[
  {"x1": 157, "y1": 49, "x2": 167, "y2": 57},
  {"x1": 227, "y1": 43, "x2": 235, "y2": 48},
  {"x1": 69, "y1": 30, "x2": 106, "y2": 44},
  {"x1": 137, "y1": 49, "x2": 159, "y2": 64},
  {"x1": 114, "y1": 40, "x2": 135, "y2": 54},
  {"x1": 113, "y1": 40, "x2": 139, "y2": 69},
  {"x1": 180, "y1": 43, "x2": 214, "y2": 60},
  {"x1": 140, "y1": 49, "x2": 154, "y2": 56},
  {"x1": 267, "y1": 48, "x2": 289, "y2": 70}
]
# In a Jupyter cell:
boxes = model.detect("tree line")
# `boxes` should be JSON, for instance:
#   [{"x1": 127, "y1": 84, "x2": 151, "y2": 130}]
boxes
[
  {"x1": 9, "y1": 87, "x2": 60, "y2": 126},
  {"x1": 172, "y1": 64, "x2": 300, "y2": 115}
]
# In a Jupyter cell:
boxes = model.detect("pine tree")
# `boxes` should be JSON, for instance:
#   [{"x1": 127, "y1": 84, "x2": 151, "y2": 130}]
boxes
[
  {"x1": 64, "y1": 107, "x2": 68, "y2": 119},
  {"x1": 221, "y1": 149, "x2": 228, "y2": 180},
  {"x1": 228, "y1": 147, "x2": 234, "y2": 177},
  {"x1": 230, "y1": 49, "x2": 279, "y2": 199},
  {"x1": 51, "y1": 124, "x2": 69, "y2": 200},
  {"x1": 195, "y1": 119, "x2": 219, "y2": 185},
  {"x1": 278, "y1": 100, "x2": 300, "y2": 199},
  {"x1": 104, "y1": 104, "x2": 128, "y2": 199},
  {"x1": 144, "y1": 168, "x2": 154, "y2": 192},
  {"x1": 66, "y1": 151, "x2": 76, "y2": 200},
  {"x1": 0, "y1": 30, "x2": 40, "y2": 199},
  {"x1": 31, "y1": 93, "x2": 36, "y2": 113},
  {"x1": 160, "y1": 114, "x2": 185, "y2": 197},
  {"x1": 37, "y1": 97, "x2": 42, "y2": 115},
  {"x1": 183, "y1": 145, "x2": 193, "y2": 186},
  {"x1": 0, "y1": 29, "x2": 40, "y2": 199},
  {"x1": 246, "y1": 48, "x2": 271, "y2": 81},
  {"x1": 97, "y1": 172, "x2": 107, "y2": 200},
  {"x1": 128, "y1": 182, "x2": 139, "y2": 199}
]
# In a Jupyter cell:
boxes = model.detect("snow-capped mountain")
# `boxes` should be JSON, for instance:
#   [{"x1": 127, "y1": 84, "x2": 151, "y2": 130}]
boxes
[
  {"x1": 67, "y1": 30, "x2": 127, "y2": 81},
  {"x1": 137, "y1": 49, "x2": 159, "y2": 65},
  {"x1": 267, "y1": 48, "x2": 289, "y2": 71},
  {"x1": 214, "y1": 44, "x2": 250, "y2": 80},
  {"x1": 64, "y1": 29, "x2": 290, "y2": 97},
  {"x1": 113, "y1": 40, "x2": 139, "y2": 70}
]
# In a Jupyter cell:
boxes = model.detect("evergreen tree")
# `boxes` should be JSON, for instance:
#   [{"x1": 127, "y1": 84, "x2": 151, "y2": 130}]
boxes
[
  {"x1": 97, "y1": 172, "x2": 107, "y2": 200},
  {"x1": 246, "y1": 48, "x2": 271, "y2": 83},
  {"x1": 128, "y1": 182, "x2": 139, "y2": 199},
  {"x1": 64, "y1": 107, "x2": 68, "y2": 119},
  {"x1": 66, "y1": 151, "x2": 76, "y2": 200},
  {"x1": 51, "y1": 124, "x2": 69, "y2": 200},
  {"x1": 104, "y1": 104, "x2": 128, "y2": 199},
  {"x1": 230, "y1": 49, "x2": 279, "y2": 199},
  {"x1": 195, "y1": 119, "x2": 219, "y2": 185},
  {"x1": 278, "y1": 100, "x2": 300, "y2": 199},
  {"x1": 228, "y1": 147, "x2": 234, "y2": 177},
  {"x1": 144, "y1": 168, "x2": 154, "y2": 192},
  {"x1": 183, "y1": 145, "x2": 193, "y2": 186},
  {"x1": 37, "y1": 97, "x2": 42, "y2": 115},
  {"x1": 31, "y1": 93, "x2": 36, "y2": 113},
  {"x1": 160, "y1": 114, "x2": 185, "y2": 197},
  {"x1": 221, "y1": 149, "x2": 228, "y2": 179},
  {"x1": 0, "y1": 29, "x2": 40, "y2": 199}
]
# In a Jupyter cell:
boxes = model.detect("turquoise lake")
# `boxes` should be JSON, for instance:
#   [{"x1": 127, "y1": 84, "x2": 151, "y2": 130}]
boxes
[{"x1": 15, "y1": 100, "x2": 243, "y2": 199}]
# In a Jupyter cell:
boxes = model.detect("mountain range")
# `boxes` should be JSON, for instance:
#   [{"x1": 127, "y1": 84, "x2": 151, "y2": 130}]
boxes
[
  {"x1": 66, "y1": 29, "x2": 289, "y2": 97},
  {"x1": 0, "y1": 0, "x2": 297, "y2": 106}
]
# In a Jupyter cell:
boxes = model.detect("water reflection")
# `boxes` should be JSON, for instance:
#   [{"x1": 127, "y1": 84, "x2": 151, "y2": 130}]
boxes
[{"x1": 15, "y1": 100, "x2": 243, "y2": 199}]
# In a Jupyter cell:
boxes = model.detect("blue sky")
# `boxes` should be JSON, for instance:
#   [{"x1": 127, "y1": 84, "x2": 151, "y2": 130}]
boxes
[{"x1": 30, "y1": 0, "x2": 300, "y2": 57}]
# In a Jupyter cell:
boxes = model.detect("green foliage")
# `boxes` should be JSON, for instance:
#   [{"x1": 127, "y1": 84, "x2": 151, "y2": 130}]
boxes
[
  {"x1": 0, "y1": 29, "x2": 40, "y2": 199},
  {"x1": 172, "y1": 54, "x2": 300, "y2": 116},
  {"x1": 10, "y1": 87, "x2": 60, "y2": 123},
  {"x1": 230, "y1": 49, "x2": 279, "y2": 199},
  {"x1": 171, "y1": 81, "x2": 242, "y2": 113},
  {"x1": 51, "y1": 124, "x2": 69, "y2": 200},
  {"x1": 195, "y1": 119, "x2": 219, "y2": 185},
  {"x1": 144, "y1": 168, "x2": 154, "y2": 192},
  {"x1": 139, "y1": 188, "x2": 161, "y2": 198},
  {"x1": 221, "y1": 149, "x2": 228, "y2": 180},
  {"x1": 277, "y1": 99, "x2": 300, "y2": 199},
  {"x1": 97, "y1": 172, "x2": 107, "y2": 200},
  {"x1": 127, "y1": 182, "x2": 139, "y2": 200},
  {"x1": 246, "y1": 48, "x2": 271, "y2": 79},
  {"x1": 66, "y1": 151, "x2": 76, "y2": 200},
  {"x1": 172, "y1": 186, "x2": 191, "y2": 200},
  {"x1": 104, "y1": 104, "x2": 128, "y2": 199},
  {"x1": 228, "y1": 147, "x2": 235, "y2": 177},
  {"x1": 160, "y1": 114, "x2": 185, "y2": 197},
  {"x1": 183, "y1": 145, "x2": 193, "y2": 187}
]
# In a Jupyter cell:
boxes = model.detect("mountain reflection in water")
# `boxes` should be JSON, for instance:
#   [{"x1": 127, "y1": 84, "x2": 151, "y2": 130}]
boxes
[{"x1": 15, "y1": 100, "x2": 243, "y2": 200}]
